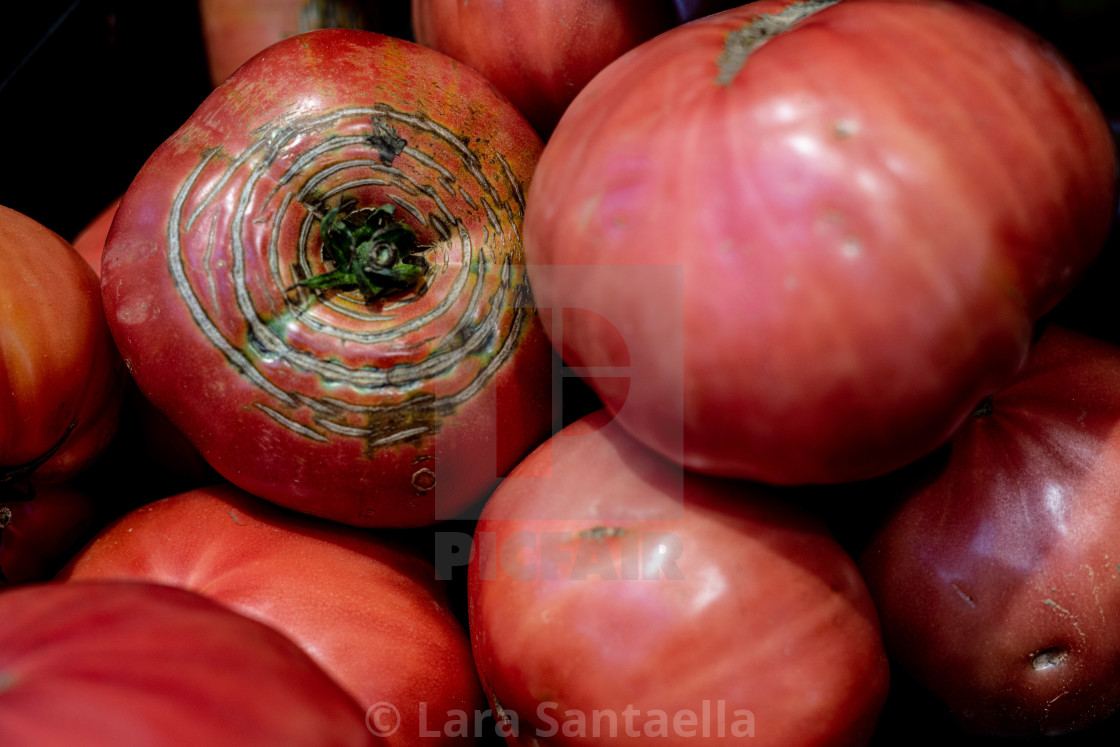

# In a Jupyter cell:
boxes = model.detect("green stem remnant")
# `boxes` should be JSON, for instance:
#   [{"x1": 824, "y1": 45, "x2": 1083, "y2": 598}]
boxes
[
  {"x1": 716, "y1": 0, "x2": 843, "y2": 86},
  {"x1": 295, "y1": 204, "x2": 428, "y2": 302}
]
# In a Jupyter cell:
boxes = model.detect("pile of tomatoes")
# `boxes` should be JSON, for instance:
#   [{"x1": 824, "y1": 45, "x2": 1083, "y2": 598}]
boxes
[{"x1": 2, "y1": 1, "x2": 1120, "y2": 745}]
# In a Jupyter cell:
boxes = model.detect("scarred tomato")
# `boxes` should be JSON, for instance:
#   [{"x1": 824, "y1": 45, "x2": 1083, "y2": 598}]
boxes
[
  {"x1": 101, "y1": 29, "x2": 554, "y2": 527},
  {"x1": 60, "y1": 483, "x2": 483, "y2": 745}
]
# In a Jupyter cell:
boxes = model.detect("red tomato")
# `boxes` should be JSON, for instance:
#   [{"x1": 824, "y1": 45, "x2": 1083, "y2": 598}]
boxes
[
  {"x1": 101, "y1": 29, "x2": 554, "y2": 527},
  {"x1": 522, "y1": 0, "x2": 1117, "y2": 486},
  {"x1": 410, "y1": 0, "x2": 678, "y2": 138},
  {"x1": 59, "y1": 483, "x2": 482, "y2": 744},
  {"x1": 468, "y1": 410, "x2": 889, "y2": 746},
  {"x1": 859, "y1": 326, "x2": 1120, "y2": 737},
  {"x1": 0, "y1": 580, "x2": 375, "y2": 746},
  {"x1": 70, "y1": 197, "x2": 120, "y2": 277},
  {"x1": 0, "y1": 483, "x2": 97, "y2": 586},
  {"x1": 72, "y1": 199, "x2": 216, "y2": 488},
  {"x1": 199, "y1": 0, "x2": 382, "y2": 85},
  {"x1": 0, "y1": 205, "x2": 124, "y2": 484}
]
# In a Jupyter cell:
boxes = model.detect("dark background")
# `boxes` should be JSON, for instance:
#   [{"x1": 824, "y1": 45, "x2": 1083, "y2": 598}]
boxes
[
  {"x1": 0, "y1": 1, "x2": 414, "y2": 242},
  {"x1": 0, "y1": 2, "x2": 212, "y2": 240}
]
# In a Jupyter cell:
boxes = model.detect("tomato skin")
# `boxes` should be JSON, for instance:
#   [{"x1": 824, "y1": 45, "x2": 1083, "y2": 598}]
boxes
[
  {"x1": 0, "y1": 580, "x2": 376, "y2": 746},
  {"x1": 0, "y1": 483, "x2": 97, "y2": 586},
  {"x1": 859, "y1": 326, "x2": 1120, "y2": 737},
  {"x1": 70, "y1": 197, "x2": 120, "y2": 278},
  {"x1": 522, "y1": 0, "x2": 1117, "y2": 486},
  {"x1": 468, "y1": 410, "x2": 889, "y2": 747},
  {"x1": 72, "y1": 199, "x2": 217, "y2": 487},
  {"x1": 59, "y1": 483, "x2": 482, "y2": 745},
  {"x1": 411, "y1": 0, "x2": 678, "y2": 138},
  {"x1": 0, "y1": 205, "x2": 124, "y2": 483},
  {"x1": 101, "y1": 29, "x2": 553, "y2": 527},
  {"x1": 199, "y1": 0, "x2": 382, "y2": 85}
]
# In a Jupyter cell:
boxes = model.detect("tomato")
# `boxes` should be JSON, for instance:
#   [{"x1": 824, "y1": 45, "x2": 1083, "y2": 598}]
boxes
[
  {"x1": 70, "y1": 197, "x2": 120, "y2": 277},
  {"x1": 859, "y1": 326, "x2": 1120, "y2": 737},
  {"x1": 71, "y1": 199, "x2": 216, "y2": 488},
  {"x1": 0, "y1": 205, "x2": 124, "y2": 484},
  {"x1": 410, "y1": 0, "x2": 678, "y2": 138},
  {"x1": 199, "y1": 0, "x2": 382, "y2": 85},
  {"x1": 101, "y1": 29, "x2": 554, "y2": 527},
  {"x1": 468, "y1": 410, "x2": 889, "y2": 746},
  {"x1": 0, "y1": 483, "x2": 97, "y2": 586},
  {"x1": 0, "y1": 580, "x2": 375, "y2": 746},
  {"x1": 522, "y1": 0, "x2": 1117, "y2": 486},
  {"x1": 59, "y1": 483, "x2": 482, "y2": 745}
]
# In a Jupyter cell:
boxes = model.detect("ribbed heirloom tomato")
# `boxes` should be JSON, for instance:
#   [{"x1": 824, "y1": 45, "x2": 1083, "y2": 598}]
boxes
[
  {"x1": 60, "y1": 484, "x2": 483, "y2": 746},
  {"x1": 0, "y1": 581, "x2": 376, "y2": 746},
  {"x1": 0, "y1": 206, "x2": 124, "y2": 487},
  {"x1": 522, "y1": 0, "x2": 1117, "y2": 485},
  {"x1": 101, "y1": 29, "x2": 553, "y2": 527}
]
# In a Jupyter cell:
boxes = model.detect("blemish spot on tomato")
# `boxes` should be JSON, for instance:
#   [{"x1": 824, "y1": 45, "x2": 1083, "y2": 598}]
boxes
[
  {"x1": 412, "y1": 467, "x2": 437, "y2": 493},
  {"x1": 1031, "y1": 648, "x2": 1069, "y2": 671},
  {"x1": 578, "y1": 525, "x2": 626, "y2": 541},
  {"x1": 833, "y1": 119, "x2": 859, "y2": 139},
  {"x1": 841, "y1": 236, "x2": 862, "y2": 259},
  {"x1": 116, "y1": 297, "x2": 153, "y2": 326}
]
